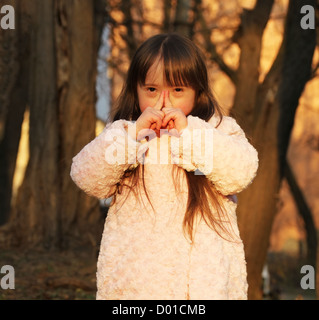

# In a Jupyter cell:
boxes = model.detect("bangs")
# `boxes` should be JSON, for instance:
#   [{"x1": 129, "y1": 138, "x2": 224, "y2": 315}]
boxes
[
  {"x1": 163, "y1": 58, "x2": 193, "y2": 88},
  {"x1": 162, "y1": 43, "x2": 196, "y2": 88},
  {"x1": 136, "y1": 38, "x2": 199, "y2": 89}
]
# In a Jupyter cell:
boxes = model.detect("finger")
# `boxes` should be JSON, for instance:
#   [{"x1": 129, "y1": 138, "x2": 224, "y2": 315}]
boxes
[
  {"x1": 153, "y1": 116, "x2": 163, "y2": 131},
  {"x1": 154, "y1": 91, "x2": 165, "y2": 110},
  {"x1": 161, "y1": 107, "x2": 175, "y2": 115},
  {"x1": 153, "y1": 109, "x2": 165, "y2": 118},
  {"x1": 162, "y1": 112, "x2": 176, "y2": 128},
  {"x1": 162, "y1": 120, "x2": 173, "y2": 130},
  {"x1": 164, "y1": 90, "x2": 174, "y2": 108}
]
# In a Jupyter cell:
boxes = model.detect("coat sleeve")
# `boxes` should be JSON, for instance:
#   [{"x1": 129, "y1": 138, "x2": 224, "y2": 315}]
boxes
[
  {"x1": 70, "y1": 120, "x2": 149, "y2": 199},
  {"x1": 170, "y1": 115, "x2": 259, "y2": 195}
]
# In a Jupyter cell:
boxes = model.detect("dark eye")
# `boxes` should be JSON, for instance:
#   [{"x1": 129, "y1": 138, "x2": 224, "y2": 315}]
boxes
[
  {"x1": 174, "y1": 88, "x2": 183, "y2": 93},
  {"x1": 147, "y1": 87, "x2": 156, "y2": 92}
]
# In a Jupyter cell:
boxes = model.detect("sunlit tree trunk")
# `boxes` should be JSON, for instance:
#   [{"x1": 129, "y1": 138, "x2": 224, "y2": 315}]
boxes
[
  {"x1": 232, "y1": 0, "x2": 274, "y2": 134},
  {"x1": 236, "y1": 0, "x2": 316, "y2": 299}
]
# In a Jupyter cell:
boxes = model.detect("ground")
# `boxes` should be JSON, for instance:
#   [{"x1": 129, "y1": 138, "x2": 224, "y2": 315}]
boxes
[
  {"x1": 0, "y1": 248, "x2": 317, "y2": 300},
  {"x1": 265, "y1": 251, "x2": 317, "y2": 300},
  {"x1": 0, "y1": 247, "x2": 97, "y2": 300}
]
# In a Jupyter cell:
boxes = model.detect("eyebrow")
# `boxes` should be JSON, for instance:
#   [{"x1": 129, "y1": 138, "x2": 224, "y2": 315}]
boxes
[
  {"x1": 143, "y1": 83, "x2": 186, "y2": 88},
  {"x1": 143, "y1": 83, "x2": 159, "y2": 87}
]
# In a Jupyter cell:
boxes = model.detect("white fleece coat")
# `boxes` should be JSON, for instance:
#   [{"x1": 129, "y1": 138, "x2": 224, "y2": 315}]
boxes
[{"x1": 70, "y1": 114, "x2": 259, "y2": 300}]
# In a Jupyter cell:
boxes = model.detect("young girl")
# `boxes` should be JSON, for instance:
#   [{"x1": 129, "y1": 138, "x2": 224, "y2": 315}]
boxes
[{"x1": 70, "y1": 33, "x2": 258, "y2": 300}]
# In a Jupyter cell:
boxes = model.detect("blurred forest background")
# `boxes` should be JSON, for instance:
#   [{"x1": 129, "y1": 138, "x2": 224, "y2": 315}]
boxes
[{"x1": 0, "y1": 0, "x2": 318, "y2": 300}]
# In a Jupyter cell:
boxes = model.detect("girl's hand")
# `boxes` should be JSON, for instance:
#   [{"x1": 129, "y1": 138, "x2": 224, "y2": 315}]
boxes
[
  {"x1": 162, "y1": 91, "x2": 187, "y2": 133},
  {"x1": 135, "y1": 91, "x2": 165, "y2": 139},
  {"x1": 149, "y1": 91, "x2": 174, "y2": 133}
]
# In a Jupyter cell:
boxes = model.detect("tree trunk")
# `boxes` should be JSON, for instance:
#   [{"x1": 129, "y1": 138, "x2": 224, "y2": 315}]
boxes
[
  {"x1": 193, "y1": 0, "x2": 236, "y2": 83},
  {"x1": 163, "y1": 0, "x2": 172, "y2": 32},
  {"x1": 0, "y1": 0, "x2": 106, "y2": 250},
  {"x1": 236, "y1": 0, "x2": 316, "y2": 299},
  {"x1": 56, "y1": 0, "x2": 106, "y2": 249},
  {"x1": 5, "y1": 0, "x2": 60, "y2": 248},
  {"x1": 0, "y1": 0, "x2": 30, "y2": 225},
  {"x1": 232, "y1": 0, "x2": 274, "y2": 135},
  {"x1": 121, "y1": 0, "x2": 137, "y2": 59},
  {"x1": 237, "y1": 101, "x2": 281, "y2": 300},
  {"x1": 174, "y1": 0, "x2": 192, "y2": 37}
]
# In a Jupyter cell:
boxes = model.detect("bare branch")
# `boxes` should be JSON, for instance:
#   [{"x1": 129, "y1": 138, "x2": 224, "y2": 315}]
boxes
[
  {"x1": 196, "y1": 1, "x2": 237, "y2": 83},
  {"x1": 121, "y1": 0, "x2": 137, "y2": 59},
  {"x1": 284, "y1": 159, "x2": 317, "y2": 267}
]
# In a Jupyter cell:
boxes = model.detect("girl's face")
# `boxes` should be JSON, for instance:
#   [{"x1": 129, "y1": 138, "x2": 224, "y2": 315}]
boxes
[{"x1": 137, "y1": 60, "x2": 196, "y2": 116}]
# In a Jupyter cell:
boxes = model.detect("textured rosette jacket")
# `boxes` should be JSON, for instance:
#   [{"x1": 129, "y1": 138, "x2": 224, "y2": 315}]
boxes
[{"x1": 70, "y1": 114, "x2": 259, "y2": 300}]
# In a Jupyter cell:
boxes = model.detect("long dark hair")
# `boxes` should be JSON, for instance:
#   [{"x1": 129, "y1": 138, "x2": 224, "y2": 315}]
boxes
[{"x1": 109, "y1": 33, "x2": 235, "y2": 242}]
